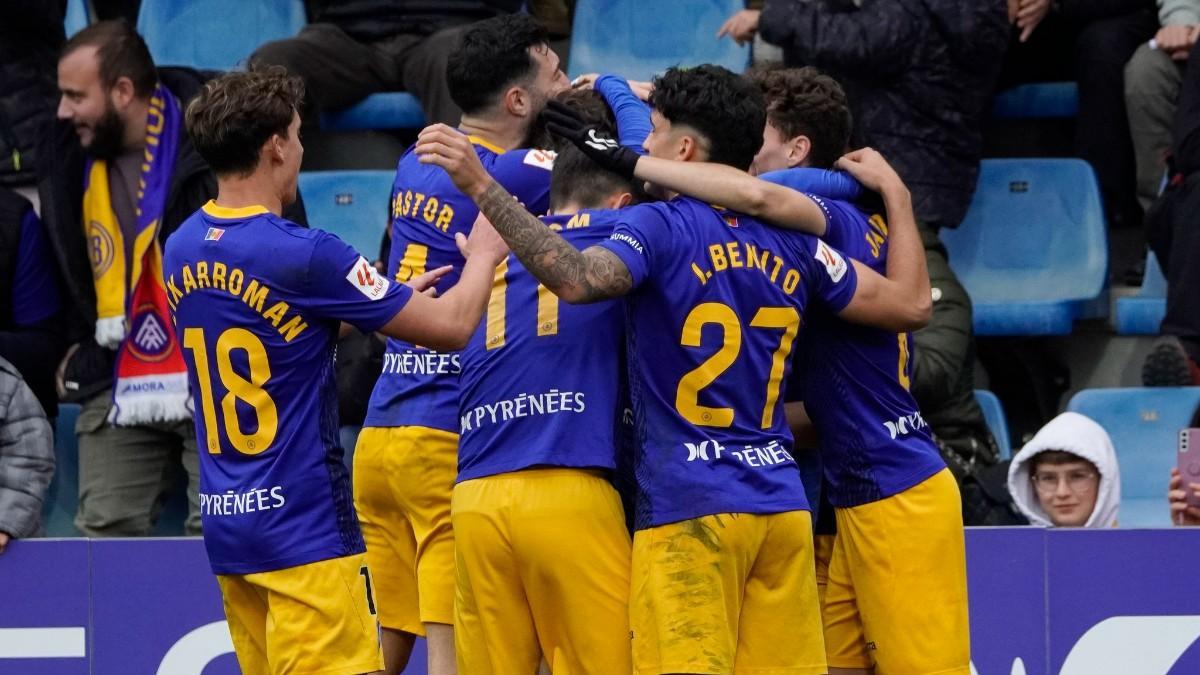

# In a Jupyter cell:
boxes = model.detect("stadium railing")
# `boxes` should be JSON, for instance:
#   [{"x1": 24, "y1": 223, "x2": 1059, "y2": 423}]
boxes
[
  {"x1": 1066, "y1": 386, "x2": 1200, "y2": 527},
  {"x1": 941, "y1": 158, "x2": 1109, "y2": 336}
]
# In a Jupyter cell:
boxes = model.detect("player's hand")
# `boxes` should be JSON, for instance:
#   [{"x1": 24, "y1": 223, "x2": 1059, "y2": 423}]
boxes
[
  {"x1": 834, "y1": 147, "x2": 906, "y2": 197},
  {"x1": 0, "y1": 531, "x2": 8, "y2": 554},
  {"x1": 627, "y1": 79, "x2": 654, "y2": 101},
  {"x1": 1169, "y1": 468, "x2": 1200, "y2": 525},
  {"x1": 1016, "y1": 0, "x2": 1050, "y2": 42},
  {"x1": 415, "y1": 124, "x2": 491, "y2": 197},
  {"x1": 717, "y1": 9, "x2": 760, "y2": 45},
  {"x1": 571, "y1": 73, "x2": 600, "y2": 89},
  {"x1": 405, "y1": 265, "x2": 453, "y2": 297},
  {"x1": 458, "y1": 213, "x2": 509, "y2": 265},
  {"x1": 543, "y1": 100, "x2": 641, "y2": 180}
]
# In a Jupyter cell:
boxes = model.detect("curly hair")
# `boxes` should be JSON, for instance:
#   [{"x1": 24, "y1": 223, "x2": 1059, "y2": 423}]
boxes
[
  {"x1": 185, "y1": 65, "x2": 304, "y2": 177},
  {"x1": 649, "y1": 65, "x2": 766, "y2": 171},
  {"x1": 745, "y1": 65, "x2": 852, "y2": 169},
  {"x1": 447, "y1": 14, "x2": 549, "y2": 115}
]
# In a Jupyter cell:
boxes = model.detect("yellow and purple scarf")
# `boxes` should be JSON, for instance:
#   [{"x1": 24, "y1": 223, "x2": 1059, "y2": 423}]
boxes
[{"x1": 82, "y1": 84, "x2": 190, "y2": 425}]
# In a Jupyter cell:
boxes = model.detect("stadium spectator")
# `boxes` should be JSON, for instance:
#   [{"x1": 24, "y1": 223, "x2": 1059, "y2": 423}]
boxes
[
  {"x1": 1008, "y1": 412, "x2": 1121, "y2": 527},
  {"x1": 250, "y1": 0, "x2": 523, "y2": 127},
  {"x1": 1125, "y1": 1, "x2": 1200, "y2": 211},
  {"x1": 913, "y1": 226, "x2": 1002, "y2": 478},
  {"x1": 1001, "y1": 0, "x2": 1159, "y2": 229},
  {"x1": 39, "y1": 20, "x2": 305, "y2": 538},
  {"x1": 0, "y1": 188, "x2": 63, "y2": 419},
  {"x1": 1143, "y1": 40, "x2": 1200, "y2": 386},
  {"x1": 721, "y1": 0, "x2": 1010, "y2": 231},
  {"x1": 0, "y1": 356, "x2": 55, "y2": 553},
  {"x1": 0, "y1": 0, "x2": 65, "y2": 188}
]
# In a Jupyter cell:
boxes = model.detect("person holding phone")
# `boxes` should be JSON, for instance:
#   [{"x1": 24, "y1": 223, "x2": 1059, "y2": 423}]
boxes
[
  {"x1": 1168, "y1": 405, "x2": 1200, "y2": 525},
  {"x1": 1008, "y1": 412, "x2": 1121, "y2": 528}
]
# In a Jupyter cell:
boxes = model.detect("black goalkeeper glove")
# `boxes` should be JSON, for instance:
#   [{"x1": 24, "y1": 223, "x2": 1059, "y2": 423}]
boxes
[{"x1": 542, "y1": 100, "x2": 641, "y2": 181}]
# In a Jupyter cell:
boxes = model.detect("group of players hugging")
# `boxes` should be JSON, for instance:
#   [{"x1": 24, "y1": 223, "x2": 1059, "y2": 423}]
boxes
[{"x1": 163, "y1": 11, "x2": 968, "y2": 675}]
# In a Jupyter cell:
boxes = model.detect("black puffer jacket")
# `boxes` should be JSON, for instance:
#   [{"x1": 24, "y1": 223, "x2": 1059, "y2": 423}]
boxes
[
  {"x1": 760, "y1": 0, "x2": 1010, "y2": 228},
  {"x1": 308, "y1": 0, "x2": 523, "y2": 42},
  {"x1": 0, "y1": 1, "x2": 65, "y2": 186},
  {"x1": 38, "y1": 66, "x2": 308, "y2": 397}
]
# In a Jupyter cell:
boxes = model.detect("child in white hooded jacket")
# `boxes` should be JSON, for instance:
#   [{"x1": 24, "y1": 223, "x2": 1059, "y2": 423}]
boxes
[{"x1": 1007, "y1": 412, "x2": 1121, "y2": 528}]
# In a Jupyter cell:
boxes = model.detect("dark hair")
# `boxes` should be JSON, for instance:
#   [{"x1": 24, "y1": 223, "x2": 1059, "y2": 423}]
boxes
[
  {"x1": 548, "y1": 90, "x2": 636, "y2": 210},
  {"x1": 447, "y1": 14, "x2": 549, "y2": 115},
  {"x1": 746, "y1": 65, "x2": 852, "y2": 169},
  {"x1": 185, "y1": 66, "x2": 304, "y2": 177},
  {"x1": 61, "y1": 19, "x2": 157, "y2": 98},
  {"x1": 648, "y1": 65, "x2": 765, "y2": 171},
  {"x1": 1029, "y1": 450, "x2": 1095, "y2": 475}
]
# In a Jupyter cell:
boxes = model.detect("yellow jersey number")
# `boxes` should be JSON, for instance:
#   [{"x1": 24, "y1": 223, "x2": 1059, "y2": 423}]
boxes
[
  {"x1": 182, "y1": 327, "x2": 279, "y2": 455},
  {"x1": 484, "y1": 259, "x2": 560, "y2": 350},
  {"x1": 675, "y1": 302, "x2": 800, "y2": 429}
]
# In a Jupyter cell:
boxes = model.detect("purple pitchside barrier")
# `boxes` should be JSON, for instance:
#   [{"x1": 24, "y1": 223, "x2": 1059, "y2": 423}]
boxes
[{"x1": 2, "y1": 529, "x2": 1199, "y2": 674}]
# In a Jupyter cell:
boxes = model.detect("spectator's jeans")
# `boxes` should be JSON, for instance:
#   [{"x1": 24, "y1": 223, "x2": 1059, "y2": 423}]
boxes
[
  {"x1": 1126, "y1": 44, "x2": 1187, "y2": 210},
  {"x1": 74, "y1": 391, "x2": 201, "y2": 536},
  {"x1": 251, "y1": 23, "x2": 472, "y2": 127}
]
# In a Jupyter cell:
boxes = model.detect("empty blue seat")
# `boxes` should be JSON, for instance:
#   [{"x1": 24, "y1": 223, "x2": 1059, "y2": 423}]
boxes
[
  {"x1": 64, "y1": 0, "x2": 90, "y2": 38},
  {"x1": 992, "y1": 82, "x2": 1079, "y2": 119},
  {"x1": 297, "y1": 171, "x2": 394, "y2": 258},
  {"x1": 137, "y1": 0, "x2": 305, "y2": 71},
  {"x1": 321, "y1": 92, "x2": 427, "y2": 131},
  {"x1": 974, "y1": 390, "x2": 1012, "y2": 460},
  {"x1": 1066, "y1": 387, "x2": 1200, "y2": 527},
  {"x1": 43, "y1": 404, "x2": 81, "y2": 537},
  {"x1": 941, "y1": 159, "x2": 1108, "y2": 335},
  {"x1": 1115, "y1": 251, "x2": 1166, "y2": 335},
  {"x1": 568, "y1": 0, "x2": 749, "y2": 81}
]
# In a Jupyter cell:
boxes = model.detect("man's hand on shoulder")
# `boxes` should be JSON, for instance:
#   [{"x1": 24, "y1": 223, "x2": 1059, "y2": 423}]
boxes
[
  {"x1": 834, "y1": 148, "x2": 909, "y2": 202},
  {"x1": 415, "y1": 124, "x2": 492, "y2": 198}
]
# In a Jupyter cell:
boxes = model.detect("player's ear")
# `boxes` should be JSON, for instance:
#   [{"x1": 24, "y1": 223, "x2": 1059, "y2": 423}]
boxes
[
  {"x1": 787, "y1": 135, "x2": 812, "y2": 169},
  {"x1": 678, "y1": 135, "x2": 699, "y2": 162},
  {"x1": 602, "y1": 191, "x2": 634, "y2": 209},
  {"x1": 505, "y1": 85, "x2": 530, "y2": 118}
]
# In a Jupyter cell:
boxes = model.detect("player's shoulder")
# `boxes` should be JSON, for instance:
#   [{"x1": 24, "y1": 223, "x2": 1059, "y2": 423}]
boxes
[{"x1": 491, "y1": 146, "x2": 556, "y2": 176}]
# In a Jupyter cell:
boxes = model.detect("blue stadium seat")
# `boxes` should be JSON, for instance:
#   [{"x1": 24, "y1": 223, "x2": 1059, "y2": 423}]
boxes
[
  {"x1": 974, "y1": 390, "x2": 1012, "y2": 460},
  {"x1": 137, "y1": 0, "x2": 306, "y2": 71},
  {"x1": 1115, "y1": 251, "x2": 1166, "y2": 335},
  {"x1": 1066, "y1": 387, "x2": 1200, "y2": 527},
  {"x1": 940, "y1": 159, "x2": 1108, "y2": 335},
  {"x1": 568, "y1": 0, "x2": 749, "y2": 81},
  {"x1": 992, "y1": 82, "x2": 1079, "y2": 119},
  {"x1": 297, "y1": 171, "x2": 394, "y2": 258},
  {"x1": 64, "y1": 0, "x2": 90, "y2": 38},
  {"x1": 43, "y1": 404, "x2": 81, "y2": 537},
  {"x1": 320, "y1": 93, "x2": 427, "y2": 132}
]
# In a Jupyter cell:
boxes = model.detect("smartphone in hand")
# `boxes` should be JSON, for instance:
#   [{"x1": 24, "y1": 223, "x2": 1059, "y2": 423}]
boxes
[{"x1": 1178, "y1": 429, "x2": 1200, "y2": 508}]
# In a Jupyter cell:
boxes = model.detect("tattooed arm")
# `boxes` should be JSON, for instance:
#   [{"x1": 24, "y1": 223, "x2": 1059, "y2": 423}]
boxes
[{"x1": 416, "y1": 124, "x2": 633, "y2": 304}]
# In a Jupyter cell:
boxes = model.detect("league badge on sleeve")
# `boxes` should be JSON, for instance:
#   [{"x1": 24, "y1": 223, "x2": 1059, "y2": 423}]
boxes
[
  {"x1": 815, "y1": 240, "x2": 848, "y2": 282},
  {"x1": 346, "y1": 256, "x2": 390, "y2": 300},
  {"x1": 204, "y1": 227, "x2": 225, "y2": 242}
]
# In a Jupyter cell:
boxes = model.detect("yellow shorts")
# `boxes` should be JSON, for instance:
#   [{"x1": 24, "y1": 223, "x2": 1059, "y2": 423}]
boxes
[
  {"x1": 630, "y1": 510, "x2": 826, "y2": 675},
  {"x1": 824, "y1": 468, "x2": 970, "y2": 674},
  {"x1": 452, "y1": 468, "x2": 632, "y2": 675},
  {"x1": 353, "y1": 425, "x2": 457, "y2": 633},
  {"x1": 217, "y1": 553, "x2": 383, "y2": 675}
]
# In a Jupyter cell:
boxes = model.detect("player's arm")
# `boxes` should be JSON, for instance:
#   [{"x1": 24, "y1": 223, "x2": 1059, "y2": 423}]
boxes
[
  {"x1": 376, "y1": 220, "x2": 509, "y2": 349},
  {"x1": 414, "y1": 124, "x2": 633, "y2": 304},
  {"x1": 542, "y1": 100, "x2": 828, "y2": 235},
  {"x1": 785, "y1": 401, "x2": 819, "y2": 448},
  {"x1": 834, "y1": 149, "x2": 932, "y2": 331}
]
